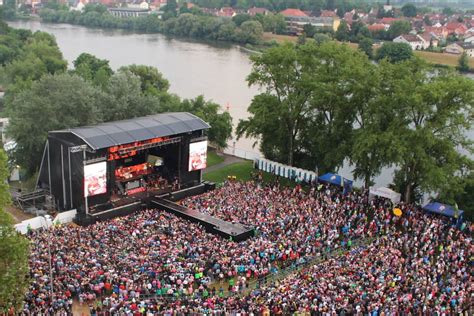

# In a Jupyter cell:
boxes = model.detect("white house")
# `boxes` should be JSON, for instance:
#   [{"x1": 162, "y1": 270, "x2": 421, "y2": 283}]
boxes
[
  {"x1": 445, "y1": 43, "x2": 464, "y2": 54},
  {"x1": 464, "y1": 35, "x2": 474, "y2": 44},
  {"x1": 393, "y1": 34, "x2": 428, "y2": 50},
  {"x1": 462, "y1": 43, "x2": 474, "y2": 57}
]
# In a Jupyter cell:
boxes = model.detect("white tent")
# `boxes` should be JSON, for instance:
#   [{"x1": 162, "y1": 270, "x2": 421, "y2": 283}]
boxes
[{"x1": 369, "y1": 187, "x2": 401, "y2": 204}]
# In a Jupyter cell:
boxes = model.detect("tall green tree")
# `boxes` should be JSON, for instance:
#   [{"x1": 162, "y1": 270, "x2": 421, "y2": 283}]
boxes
[
  {"x1": 301, "y1": 42, "x2": 375, "y2": 173},
  {"x1": 375, "y1": 42, "x2": 413, "y2": 63},
  {"x1": 118, "y1": 64, "x2": 170, "y2": 95},
  {"x1": 99, "y1": 70, "x2": 163, "y2": 122},
  {"x1": 6, "y1": 74, "x2": 104, "y2": 174},
  {"x1": 0, "y1": 149, "x2": 29, "y2": 314},
  {"x1": 401, "y1": 3, "x2": 417, "y2": 17},
  {"x1": 457, "y1": 52, "x2": 469, "y2": 73},
  {"x1": 358, "y1": 37, "x2": 374, "y2": 59},
  {"x1": 73, "y1": 53, "x2": 113, "y2": 87},
  {"x1": 166, "y1": 96, "x2": 232, "y2": 149},
  {"x1": 384, "y1": 59, "x2": 474, "y2": 202},
  {"x1": 237, "y1": 42, "x2": 314, "y2": 166},
  {"x1": 335, "y1": 20, "x2": 349, "y2": 41},
  {"x1": 387, "y1": 20, "x2": 411, "y2": 40}
]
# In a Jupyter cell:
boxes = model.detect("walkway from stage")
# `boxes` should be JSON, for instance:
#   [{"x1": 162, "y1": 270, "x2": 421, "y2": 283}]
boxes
[
  {"x1": 151, "y1": 197, "x2": 255, "y2": 242},
  {"x1": 203, "y1": 153, "x2": 245, "y2": 174}
]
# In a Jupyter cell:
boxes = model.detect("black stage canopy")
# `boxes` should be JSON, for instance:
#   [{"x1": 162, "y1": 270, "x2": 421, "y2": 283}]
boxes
[{"x1": 49, "y1": 112, "x2": 210, "y2": 150}]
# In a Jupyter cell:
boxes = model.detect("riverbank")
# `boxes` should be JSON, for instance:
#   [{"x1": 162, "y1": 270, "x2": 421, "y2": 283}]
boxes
[{"x1": 263, "y1": 32, "x2": 474, "y2": 71}]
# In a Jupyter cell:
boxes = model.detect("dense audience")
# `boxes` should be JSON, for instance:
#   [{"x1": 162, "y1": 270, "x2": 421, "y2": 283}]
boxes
[{"x1": 22, "y1": 180, "x2": 473, "y2": 315}]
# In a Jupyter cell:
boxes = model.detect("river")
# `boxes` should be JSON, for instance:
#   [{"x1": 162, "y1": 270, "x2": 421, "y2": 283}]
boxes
[{"x1": 7, "y1": 20, "x2": 473, "y2": 188}]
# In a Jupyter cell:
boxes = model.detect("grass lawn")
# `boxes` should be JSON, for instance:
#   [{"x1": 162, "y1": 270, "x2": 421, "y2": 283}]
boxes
[
  {"x1": 207, "y1": 150, "x2": 225, "y2": 168},
  {"x1": 203, "y1": 160, "x2": 297, "y2": 187},
  {"x1": 203, "y1": 161, "x2": 254, "y2": 183}
]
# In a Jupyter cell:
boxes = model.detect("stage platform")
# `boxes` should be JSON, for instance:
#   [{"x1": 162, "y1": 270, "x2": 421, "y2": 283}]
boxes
[{"x1": 151, "y1": 197, "x2": 255, "y2": 242}]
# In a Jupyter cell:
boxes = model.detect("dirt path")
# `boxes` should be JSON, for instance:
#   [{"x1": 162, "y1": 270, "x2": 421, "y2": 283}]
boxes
[
  {"x1": 72, "y1": 299, "x2": 90, "y2": 316},
  {"x1": 5, "y1": 205, "x2": 33, "y2": 223}
]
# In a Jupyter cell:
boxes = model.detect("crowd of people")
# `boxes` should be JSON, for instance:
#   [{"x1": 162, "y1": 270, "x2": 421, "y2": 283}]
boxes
[{"x1": 22, "y1": 180, "x2": 473, "y2": 315}]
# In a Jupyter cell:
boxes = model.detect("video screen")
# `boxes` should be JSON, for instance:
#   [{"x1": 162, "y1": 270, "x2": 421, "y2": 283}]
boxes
[
  {"x1": 189, "y1": 140, "x2": 208, "y2": 171},
  {"x1": 84, "y1": 162, "x2": 107, "y2": 197},
  {"x1": 147, "y1": 154, "x2": 164, "y2": 167}
]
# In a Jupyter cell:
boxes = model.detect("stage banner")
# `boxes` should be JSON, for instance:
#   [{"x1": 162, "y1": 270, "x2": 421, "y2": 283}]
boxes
[
  {"x1": 84, "y1": 161, "x2": 107, "y2": 197},
  {"x1": 189, "y1": 140, "x2": 208, "y2": 171}
]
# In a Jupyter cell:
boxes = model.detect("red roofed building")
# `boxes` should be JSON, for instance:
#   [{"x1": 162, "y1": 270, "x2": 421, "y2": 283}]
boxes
[
  {"x1": 280, "y1": 8, "x2": 308, "y2": 17},
  {"x1": 445, "y1": 22, "x2": 468, "y2": 36},
  {"x1": 380, "y1": 17, "x2": 401, "y2": 25},
  {"x1": 247, "y1": 7, "x2": 269, "y2": 16},
  {"x1": 368, "y1": 23, "x2": 387, "y2": 32},
  {"x1": 217, "y1": 7, "x2": 236, "y2": 18},
  {"x1": 320, "y1": 10, "x2": 337, "y2": 18},
  {"x1": 280, "y1": 8, "x2": 340, "y2": 35},
  {"x1": 424, "y1": 26, "x2": 448, "y2": 39}
]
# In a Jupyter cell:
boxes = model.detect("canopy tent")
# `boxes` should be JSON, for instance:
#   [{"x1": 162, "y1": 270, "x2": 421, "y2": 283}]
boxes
[
  {"x1": 318, "y1": 173, "x2": 353, "y2": 193},
  {"x1": 369, "y1": 187, "x2": 401, "y2": 204},
  {"x1": 422, "y1": 202, "x2": 464, "y2": 219}
]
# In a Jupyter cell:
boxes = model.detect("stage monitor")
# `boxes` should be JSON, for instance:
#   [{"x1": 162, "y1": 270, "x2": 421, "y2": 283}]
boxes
[
  {"x1": 84, "y1": 162, "x2": 107, "y2": 197},
  {"x1": 189, "y1": 140, "x2": 207, "y2": 171},
  {"x1": 147, "y1": 154, "x2": 164, "y2": 167}
]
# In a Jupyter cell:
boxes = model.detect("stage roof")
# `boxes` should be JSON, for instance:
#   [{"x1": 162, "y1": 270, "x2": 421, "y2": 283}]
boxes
[{"x1": 50, "y1": 112, "x2": 210, "y2": 150}]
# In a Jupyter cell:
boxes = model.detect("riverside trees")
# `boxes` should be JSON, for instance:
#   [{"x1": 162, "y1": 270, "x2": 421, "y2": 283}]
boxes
[
  {"x1": 238, "y1": 41, "x2": 474, "y2": 203},
  {"x1": 1, "y1": 22, "x2": 232, "y2": 175}
]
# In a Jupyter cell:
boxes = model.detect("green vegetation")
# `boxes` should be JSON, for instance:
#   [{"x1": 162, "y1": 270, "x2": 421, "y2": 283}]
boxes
[
  {"x1": 206, "y1": 150, "x2": 225, "y2": 168},
  {"x1": 203, "y1": 161, "x2": 253, "y2": 182},
  {"x1": 457, "y1": 52, "x2": 470, "y2": 72},
  {"x1": 375, "y1": 42, "x2": 413, "y2": 63},
  {"x1": 401, "y1": 3, "x2": 417, "y2": 17},
  {"x1": 0, "y1": 21, "x2": 232, "y2": 175},
  {"x1": 0, "y1": 150, "x2": 29, "y2": 314},
  {"x1": 203, "y1": 159, "x2": 295, "y2": 187},
  {"x1": 238, "y1": 41, "x2": 474, "y2": 203},
  {"x1": 37, "y1": 4, "x2": 288, "y2": 45}
]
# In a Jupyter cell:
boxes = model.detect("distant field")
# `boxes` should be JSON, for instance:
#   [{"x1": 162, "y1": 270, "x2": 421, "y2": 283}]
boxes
[
  {"x1": 263, "y1": 33, "x2": 474, "y2": 70},
  {"x1": 414, "y1": 50, "x2": 474, "y2": 68}
]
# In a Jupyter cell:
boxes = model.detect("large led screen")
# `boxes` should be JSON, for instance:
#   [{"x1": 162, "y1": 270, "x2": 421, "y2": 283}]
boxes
[
  {"x1": 84, "y1": 162, "x2": 107, "y2": 197},
  {"x1": 188, "y1": 140, "x2": 208, "y2": 171}
]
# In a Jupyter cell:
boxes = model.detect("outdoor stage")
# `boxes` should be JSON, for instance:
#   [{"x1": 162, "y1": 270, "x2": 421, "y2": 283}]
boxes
[{"x1": 38, "y1": 112, "x2": 255, "y2": 241}]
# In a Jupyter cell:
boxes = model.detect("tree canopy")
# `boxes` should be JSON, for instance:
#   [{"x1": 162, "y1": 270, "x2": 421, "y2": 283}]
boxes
[
  {"x1": 238, "y1": 41, "x2": 473, "y2": 202},
  {"x1": 375, "y1": 42, "x2": 413, "y2": 63},
  {"x1": 0, "y1": 150, "x2": 29, "y2": 314}
]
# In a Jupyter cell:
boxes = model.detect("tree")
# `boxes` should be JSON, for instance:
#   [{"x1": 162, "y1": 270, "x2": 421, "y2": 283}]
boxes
[
  {"x1": 163, "y1": 0, "x2": 178, "y2": 19},
  {"x1": 232, "y1": 14, "x2": 252, "y2": 27},
  {"x1": 237, "y1": 42, "x2": 314, "y2": 166},
  {"x1": 118, "y1": 64, "x2": 170, "y2": 95},
  {"x1": 401, "y1": 3, "x2": 417, "y2": 17},
  {"x1": 387, "y1": 20, "x2": 411, "y2": 40},
  {"x1": 236, "y1": 20, "x2": 263, "y2": 44},
  {"x1": 6, "y1": 74, "x2": 104, "y2": 174},
  {"x1": 2, "y1": 31, "x2": 67, "y2": 87},
  {"x1": 73, "y1": 53, "x2": 113, "y2": 87},
  {"x1": 335, "y1": 20, "x2": 349, "y2": 41},
  {"x1": 457, "y1": 52, "x2": 470, "y2": 73},
  {"x1": 238, "y1": 41, "x2": 373, "y2": 172},
  {"x1": 166, "y1": 96, "x2": 232, "y2": 149},
  {"x1": 301, "y1": 42, "x2": 375, "y2": 174},
  {"x1": 382, "y1": 59, "x2": 474, "y2": 203},
  {"x1": 303, "y1": 23, "x2": 317, "y2": 38},
  {"x1": 0, "y1": 151, "x2": 29, "y2": 314},
  {"x1": 442, "y1": 7, "x2": 454, "y2": 16},
  {"x1": 314, "y1": 32, "x2": 331, "y2": 44},
  {"x1": 375, "y1": 42, "x2": 413, "y2": 63},
  {"x1": 99, "y1": 70, "x2": 163, "y2": 122},
  {"x1": 358, "y1": 37, "x2": 374, "y2": 59}
]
